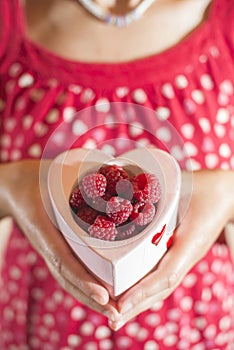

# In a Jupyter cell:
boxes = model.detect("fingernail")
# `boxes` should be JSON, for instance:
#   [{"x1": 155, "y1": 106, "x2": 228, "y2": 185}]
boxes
[
  {"x1": 91, "y1": 294, "x2": 104, "y2": 305},
  {"x1": 103, "y1": 310, "x2": 116, "y2": 322},
  {"x1": 109, "y1": 319, "x2": 125, "y2": 331},
  {"x1": 120, "y1": 302, "x2": 133, "y2": 314}
]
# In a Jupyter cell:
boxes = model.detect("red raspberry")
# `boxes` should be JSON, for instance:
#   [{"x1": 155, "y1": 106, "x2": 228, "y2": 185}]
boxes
[
  {"x1": 69, "y1": 186, "x2": 85, "y2": 211},
  {"x1": 132, "y1": 173, "x2": 161, "y2": 204},
  {"x1": 130, "y1": 202, "x2": 155, "y2": 226},
  {"x1": 82, "y1": 173, "x2": 107, "y2": 199},
  {"x1": 116, "y1": 223, "x2": 136, "y2": 240},
  {"x1": 98, "y1": 164, "x2": 129, "y2": 196},
  {"x1": 76, "y1": 206, "x2": 98, "y2": 225},
  {"x1": 106, "y1": 196, "x2": 133, "y2": 225},
  {"x1": 88, "y1": 216, "x2": 117, "y2": 241}
]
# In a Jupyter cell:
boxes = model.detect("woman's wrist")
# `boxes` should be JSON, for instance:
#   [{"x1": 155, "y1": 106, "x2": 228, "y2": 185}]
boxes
[
  {"x1": 0, "y1": 162, "x2": 13, "y2": 219},
  {"x1": 217, "y1": 169, "x2": 234, "y2": 222},
  {"x1": 0, "y1": 161, "x2": 25, "y2": 219}
]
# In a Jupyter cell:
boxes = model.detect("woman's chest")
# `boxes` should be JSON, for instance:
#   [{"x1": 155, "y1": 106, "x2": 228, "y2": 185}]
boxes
[{"x1": 0, "y1": 58, "x2": 233, "y2": 171}]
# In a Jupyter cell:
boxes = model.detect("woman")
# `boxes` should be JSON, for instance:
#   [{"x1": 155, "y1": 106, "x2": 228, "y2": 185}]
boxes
[{"x1": 0, "y1": 0, "x2": 234, "y2": 348}]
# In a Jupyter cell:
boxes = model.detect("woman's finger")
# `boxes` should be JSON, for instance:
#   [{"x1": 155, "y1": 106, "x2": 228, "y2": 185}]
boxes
[
  {"x1": 117, "y1": 198, "x2": 225, "y2": 317},
  {"x1": 26, "y1": 208, "x2": 111, "y2": 306}
]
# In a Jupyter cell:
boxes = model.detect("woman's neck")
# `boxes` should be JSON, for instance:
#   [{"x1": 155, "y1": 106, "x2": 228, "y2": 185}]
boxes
[{"x1": 24, "y1": 0, "x2": 212, "y2": 63}]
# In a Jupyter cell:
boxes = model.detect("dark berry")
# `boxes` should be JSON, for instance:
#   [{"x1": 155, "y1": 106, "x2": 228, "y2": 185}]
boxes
[
  {"x1": 69, "y1": 186, "x2": 85, "y2": 211},
  {"x1": 76, "y1": 205, "x2": 98, "y2": 225}
]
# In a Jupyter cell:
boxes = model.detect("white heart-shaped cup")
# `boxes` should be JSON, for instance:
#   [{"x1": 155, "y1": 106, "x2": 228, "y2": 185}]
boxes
[{"x1": 47, "y1": 148, "x2": 181, "y2": 297}]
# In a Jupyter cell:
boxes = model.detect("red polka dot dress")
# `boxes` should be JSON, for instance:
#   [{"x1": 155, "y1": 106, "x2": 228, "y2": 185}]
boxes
[{"x1": 1, "y1": 0, "x2": 234, "y2": 349}]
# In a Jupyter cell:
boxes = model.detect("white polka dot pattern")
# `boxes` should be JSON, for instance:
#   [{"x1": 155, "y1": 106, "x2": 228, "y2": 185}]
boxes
[
  {"x1": 46, "y1": 109, "x2": 59, "y2": 124},
  {"x1": 71, "y1": 306, "x2": 86, "y2": 321},
  {"x1": 80, "y1": 322, "x2": 95, "y2": 336},
  {"x1": 181, "y1": 123, "x2": 195, "y2": 139},
  {"x1": 175, "y1": 75, "x2": 188, "y2": 89},
  {"x1": 72, "y1": 120, "x2": 88, "y2": 136},
  {"x1": 214, "y1": 123, "x2": 226, "y2": 138},
  {"x1": 116, "y1": 86, "x2": 129, "y2": 98},
  {"x1": 199, "y1": 118, "x2": 211, "y2": 133},
  {"x1": 18, "y1": 73, "x2": 34, "y2": 88},
  {"x1": 191, "y1": 90, "x2": 205, "y2": 104},
  {"x1": 200, "y1": 74, "x2": 214, "y2": 90},
  {"x1": 95, "y1": 326, "x2": 111, "y2": 339},
  {"x1": 155, "y1": 106, "x2": 170, "y2": 120},
  {"x1": 9, "y1": 62, "x2": 22, "y2": 77},
  {"x1": 155, "y1": 127, "x2": 171, "y2": 142},
  {"x1": 68, "y1": 84, "x2": 82, "y2": 94},
  {"x1": 219, "y1": 143, "x2": 231, "y2": 158},
  {"x1": 63, "y1": 107, "x2": 76, "y2": 122},
  {"x1": 80, "y1": 88, "x2": 95, "y2": 103},
  {"x1": 132, "y1": 89, "x2": 147, "y2": 104},
  {"x1": 28, "y1": 143, "x2": 42, "y2": 158},
  {"x1": 205, "y1": 153, "x2": 219, "y2": 168},
  {"x1": 216, "y1": 108, "x2": 230, "y2": 124},
  {"x1": 220, "y1": 80, "x2": 233, "y2": 95},
  {"x1": 129, "y1": 121, "x2": 144, "y2": 137},
  {"x1": 67, "y1": 335, "x2": 81, "y2": 347},
  {"x1": 95, "y1": 98, "x2": 111, "y2": 112},
  {"x1": 161, "y1": 83, "x2": 175, "y2": 99}
]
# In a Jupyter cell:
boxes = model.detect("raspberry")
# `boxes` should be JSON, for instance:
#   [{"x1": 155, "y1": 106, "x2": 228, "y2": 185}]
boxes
[
  {"x1": 116, "y1": 223, "x2": 137, "y2": 240},
  {"x1": 82, "y1": 173, "x2": 107, "y2": 199},
  {"x1": 132, "y1": 173, "x2": 161, "y2": 204},
  {"x1": 130, "y1": 202, "x2": 155, "y2": 226},
  {"x1": 98, "y1": 164, "x2": 129, "y2": 196},
  {"x1": 88, "y1": 215, "x2": 117, "y2": 241},
  {"x1": 76, "y1": 205, "x2": 98, "y2": 226},
  {"x1": 106, "y1": 196, "x2": 133, "y2": 225},
  {"x1": 70, "y1": 167, "x2": 162, "y2": 241},
  {"x1": 69, "y1": 186, "x2": 85, "y2": 211}
]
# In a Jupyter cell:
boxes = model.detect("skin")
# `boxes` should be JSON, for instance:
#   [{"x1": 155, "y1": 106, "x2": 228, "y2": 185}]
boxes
[
  {"x1": 0, "y1": 160, "x2": 120, "y2": 320},
  {"x1": 24, "y1": 0, "x2": 212, "y2": 62},
  {"x1": 1, "y1": 0, "x2": 234, "y2": 330},
  {"x1": 111, "y1": 170, "x2": 234, "y2": 329}
]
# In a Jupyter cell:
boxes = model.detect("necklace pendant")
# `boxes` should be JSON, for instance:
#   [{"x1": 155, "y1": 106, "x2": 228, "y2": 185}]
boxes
[{"x1": 79, "y1": 0, "x2": 155, "y2": 27}]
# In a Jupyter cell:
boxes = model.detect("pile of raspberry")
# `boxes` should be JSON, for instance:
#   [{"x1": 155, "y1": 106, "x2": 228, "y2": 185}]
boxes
[{"x1": 69, "y1": 164, "x2": 161, "y2": 241}]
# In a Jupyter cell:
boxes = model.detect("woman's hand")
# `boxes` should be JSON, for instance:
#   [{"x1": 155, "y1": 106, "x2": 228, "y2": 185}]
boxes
[
  {"x1": 0, "y1": 160, "x2": 118, "y2": 321},
  {"x1": 109, "y1": 170, "x2": 234, "y2": 330}
]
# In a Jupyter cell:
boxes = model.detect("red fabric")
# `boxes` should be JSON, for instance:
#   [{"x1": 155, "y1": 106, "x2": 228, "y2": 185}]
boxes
[{"x1": 0, "y1": 0, "x2": 234, "y2": 348}]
